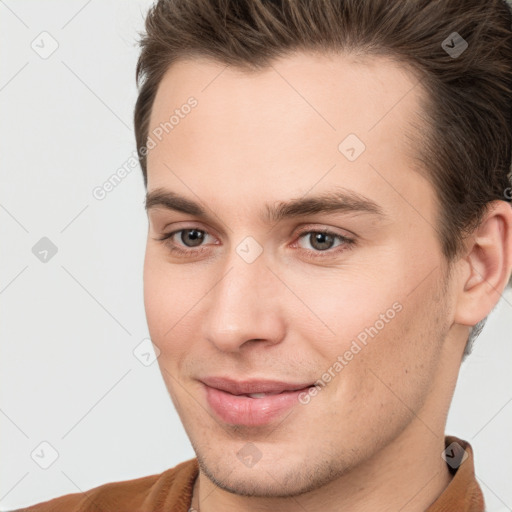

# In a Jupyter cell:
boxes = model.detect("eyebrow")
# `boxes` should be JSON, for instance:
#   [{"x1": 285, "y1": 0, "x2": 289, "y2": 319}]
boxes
[{"x1": 145, "y1": 187, "x2": 387, "y2": 223}]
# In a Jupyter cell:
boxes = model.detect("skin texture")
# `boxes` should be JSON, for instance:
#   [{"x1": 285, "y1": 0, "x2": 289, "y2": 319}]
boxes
[{"x1": 143, "y1": 52, "x2": 512, "y2": 511}]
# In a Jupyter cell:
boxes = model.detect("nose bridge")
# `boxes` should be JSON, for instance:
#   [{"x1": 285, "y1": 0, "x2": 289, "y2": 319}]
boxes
[{"x1": 201, "y1": 244, "x2": 284, "y2": 352}]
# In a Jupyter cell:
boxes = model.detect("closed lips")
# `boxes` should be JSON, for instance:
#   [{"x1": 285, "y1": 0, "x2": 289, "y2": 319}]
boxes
[
  {"x1": 202, "y1": 377, "x2": 314, "y2": 426},
  {"x1": 200, "y1": 376, "x2": 314, "y2": 395}
]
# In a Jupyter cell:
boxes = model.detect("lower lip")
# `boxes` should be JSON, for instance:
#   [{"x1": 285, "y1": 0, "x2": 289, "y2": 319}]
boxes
[{"x1": 204, "y1": 384, "x2": 311, "y2": 426}]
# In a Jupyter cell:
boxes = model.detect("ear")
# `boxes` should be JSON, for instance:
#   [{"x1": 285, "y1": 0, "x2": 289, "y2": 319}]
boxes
[{"x1": 453, "y1": 200, "x2": 512, "y2": 327}]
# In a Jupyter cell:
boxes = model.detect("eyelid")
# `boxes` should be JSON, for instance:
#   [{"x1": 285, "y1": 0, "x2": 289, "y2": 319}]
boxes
[
  {"x1": 293, "y1": 223, "x2": 356, "y2": 240},
  {"x1": 154, "y1": 220, "x2": 217, "y2": 241}
]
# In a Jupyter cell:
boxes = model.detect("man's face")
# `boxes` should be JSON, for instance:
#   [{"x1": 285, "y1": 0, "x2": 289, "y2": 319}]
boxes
[{"x1": 143, "y1": 52, "x2": 459, "y2": 496}]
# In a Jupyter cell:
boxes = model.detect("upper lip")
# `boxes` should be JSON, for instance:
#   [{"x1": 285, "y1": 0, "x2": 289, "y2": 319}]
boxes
[{"x1": 200, "y1": 376, "x2": 314, "y2": 395}]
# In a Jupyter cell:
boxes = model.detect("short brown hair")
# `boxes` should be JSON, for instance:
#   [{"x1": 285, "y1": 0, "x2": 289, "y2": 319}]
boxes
[{"x1": 134, "y1": 0, "x2": 512, "y2": 354}]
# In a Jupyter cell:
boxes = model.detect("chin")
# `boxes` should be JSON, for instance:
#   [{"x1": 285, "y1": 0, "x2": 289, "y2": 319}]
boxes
[{"x1": 195, "y1": 449, "x2": 345, "y2": 498}]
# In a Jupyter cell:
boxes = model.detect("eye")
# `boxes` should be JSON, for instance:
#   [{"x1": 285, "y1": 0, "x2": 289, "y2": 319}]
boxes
[
  {"x1": 173, "y1": 228, "x2": 207, "y2": 247},
  {"x1": 293, "y1": 228, "x2": 355, "y2": 258},
  {"x1": 155, "y1": 228, "x2": 216, "y2": 255}
]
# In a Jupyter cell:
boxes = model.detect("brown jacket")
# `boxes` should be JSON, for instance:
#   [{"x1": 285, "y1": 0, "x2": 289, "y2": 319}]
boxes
[{"x1": 12, "y1": 436, "x2": 484, "y2": 512}]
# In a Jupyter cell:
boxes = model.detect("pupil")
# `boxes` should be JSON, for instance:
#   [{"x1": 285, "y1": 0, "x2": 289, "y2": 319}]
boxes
[
  {"x1": 311, "y1": 232, "x2": 334, "y2": 251},
  {"x1": 182, "y1": 229, "x2": 204, "y2": 247}
]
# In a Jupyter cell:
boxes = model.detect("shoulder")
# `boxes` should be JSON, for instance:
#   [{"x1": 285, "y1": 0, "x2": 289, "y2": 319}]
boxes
[{"x1": 8, "y1": 458, "x2": 198, "y2": 512}]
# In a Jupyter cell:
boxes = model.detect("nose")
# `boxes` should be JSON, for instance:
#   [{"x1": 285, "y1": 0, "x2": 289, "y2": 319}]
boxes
[{"x1": 201, "y1": 251, "x2": 286, "y2": 353}]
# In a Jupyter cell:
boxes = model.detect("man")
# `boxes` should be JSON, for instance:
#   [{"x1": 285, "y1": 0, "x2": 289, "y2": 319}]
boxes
[{"x1": 15, "y1": 0, "x2": 512, "y2": 510}]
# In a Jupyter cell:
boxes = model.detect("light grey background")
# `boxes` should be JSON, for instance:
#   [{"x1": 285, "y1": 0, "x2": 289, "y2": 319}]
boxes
[{"x1": 1, "y1": 1, "x2": 511, "y2": 510}]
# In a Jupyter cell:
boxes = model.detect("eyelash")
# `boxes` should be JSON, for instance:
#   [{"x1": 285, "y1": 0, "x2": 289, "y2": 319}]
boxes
[{"x1": 155, "y1": 226, "x2": 356, "y2": 260}]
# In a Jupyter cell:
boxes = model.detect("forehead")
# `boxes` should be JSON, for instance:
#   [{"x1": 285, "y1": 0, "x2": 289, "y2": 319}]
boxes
[
  {"x1": 148, "y1": 51, "x2": 423, "y2": 138},
  {"x1": 146, "y1": 51, "x2": 432, "y2": 221}
]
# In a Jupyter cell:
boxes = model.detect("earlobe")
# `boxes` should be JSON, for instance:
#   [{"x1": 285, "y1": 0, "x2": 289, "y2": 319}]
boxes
[{"x1": 454, "y1": 201, "x2": 512, "y2": 327}]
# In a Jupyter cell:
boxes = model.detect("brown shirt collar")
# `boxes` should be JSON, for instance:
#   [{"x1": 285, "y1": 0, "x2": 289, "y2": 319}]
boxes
[{"x1": 425, "y1": 435, "x2": 485, "y2": 512}]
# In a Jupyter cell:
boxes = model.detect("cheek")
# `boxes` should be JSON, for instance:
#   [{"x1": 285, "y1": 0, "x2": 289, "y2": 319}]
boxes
[
  {"x1": 143, "y1": 250, "x2": 185, "y2": 343},
  {"x1": 286, "y1": 270, "x2": 405, "y2": 350},
  {"x1": 342, "y1": 287, "x2": 446, "y2": 413},
  {"x1": 143, "y1": 249, "x2": 214, "y2": 366},
  {"x1": 307, "y1": 305, "x2": 435, "y2": 447},
  {"x1": 301, "y1": 269, "x2": 444, "y2": 401}
]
